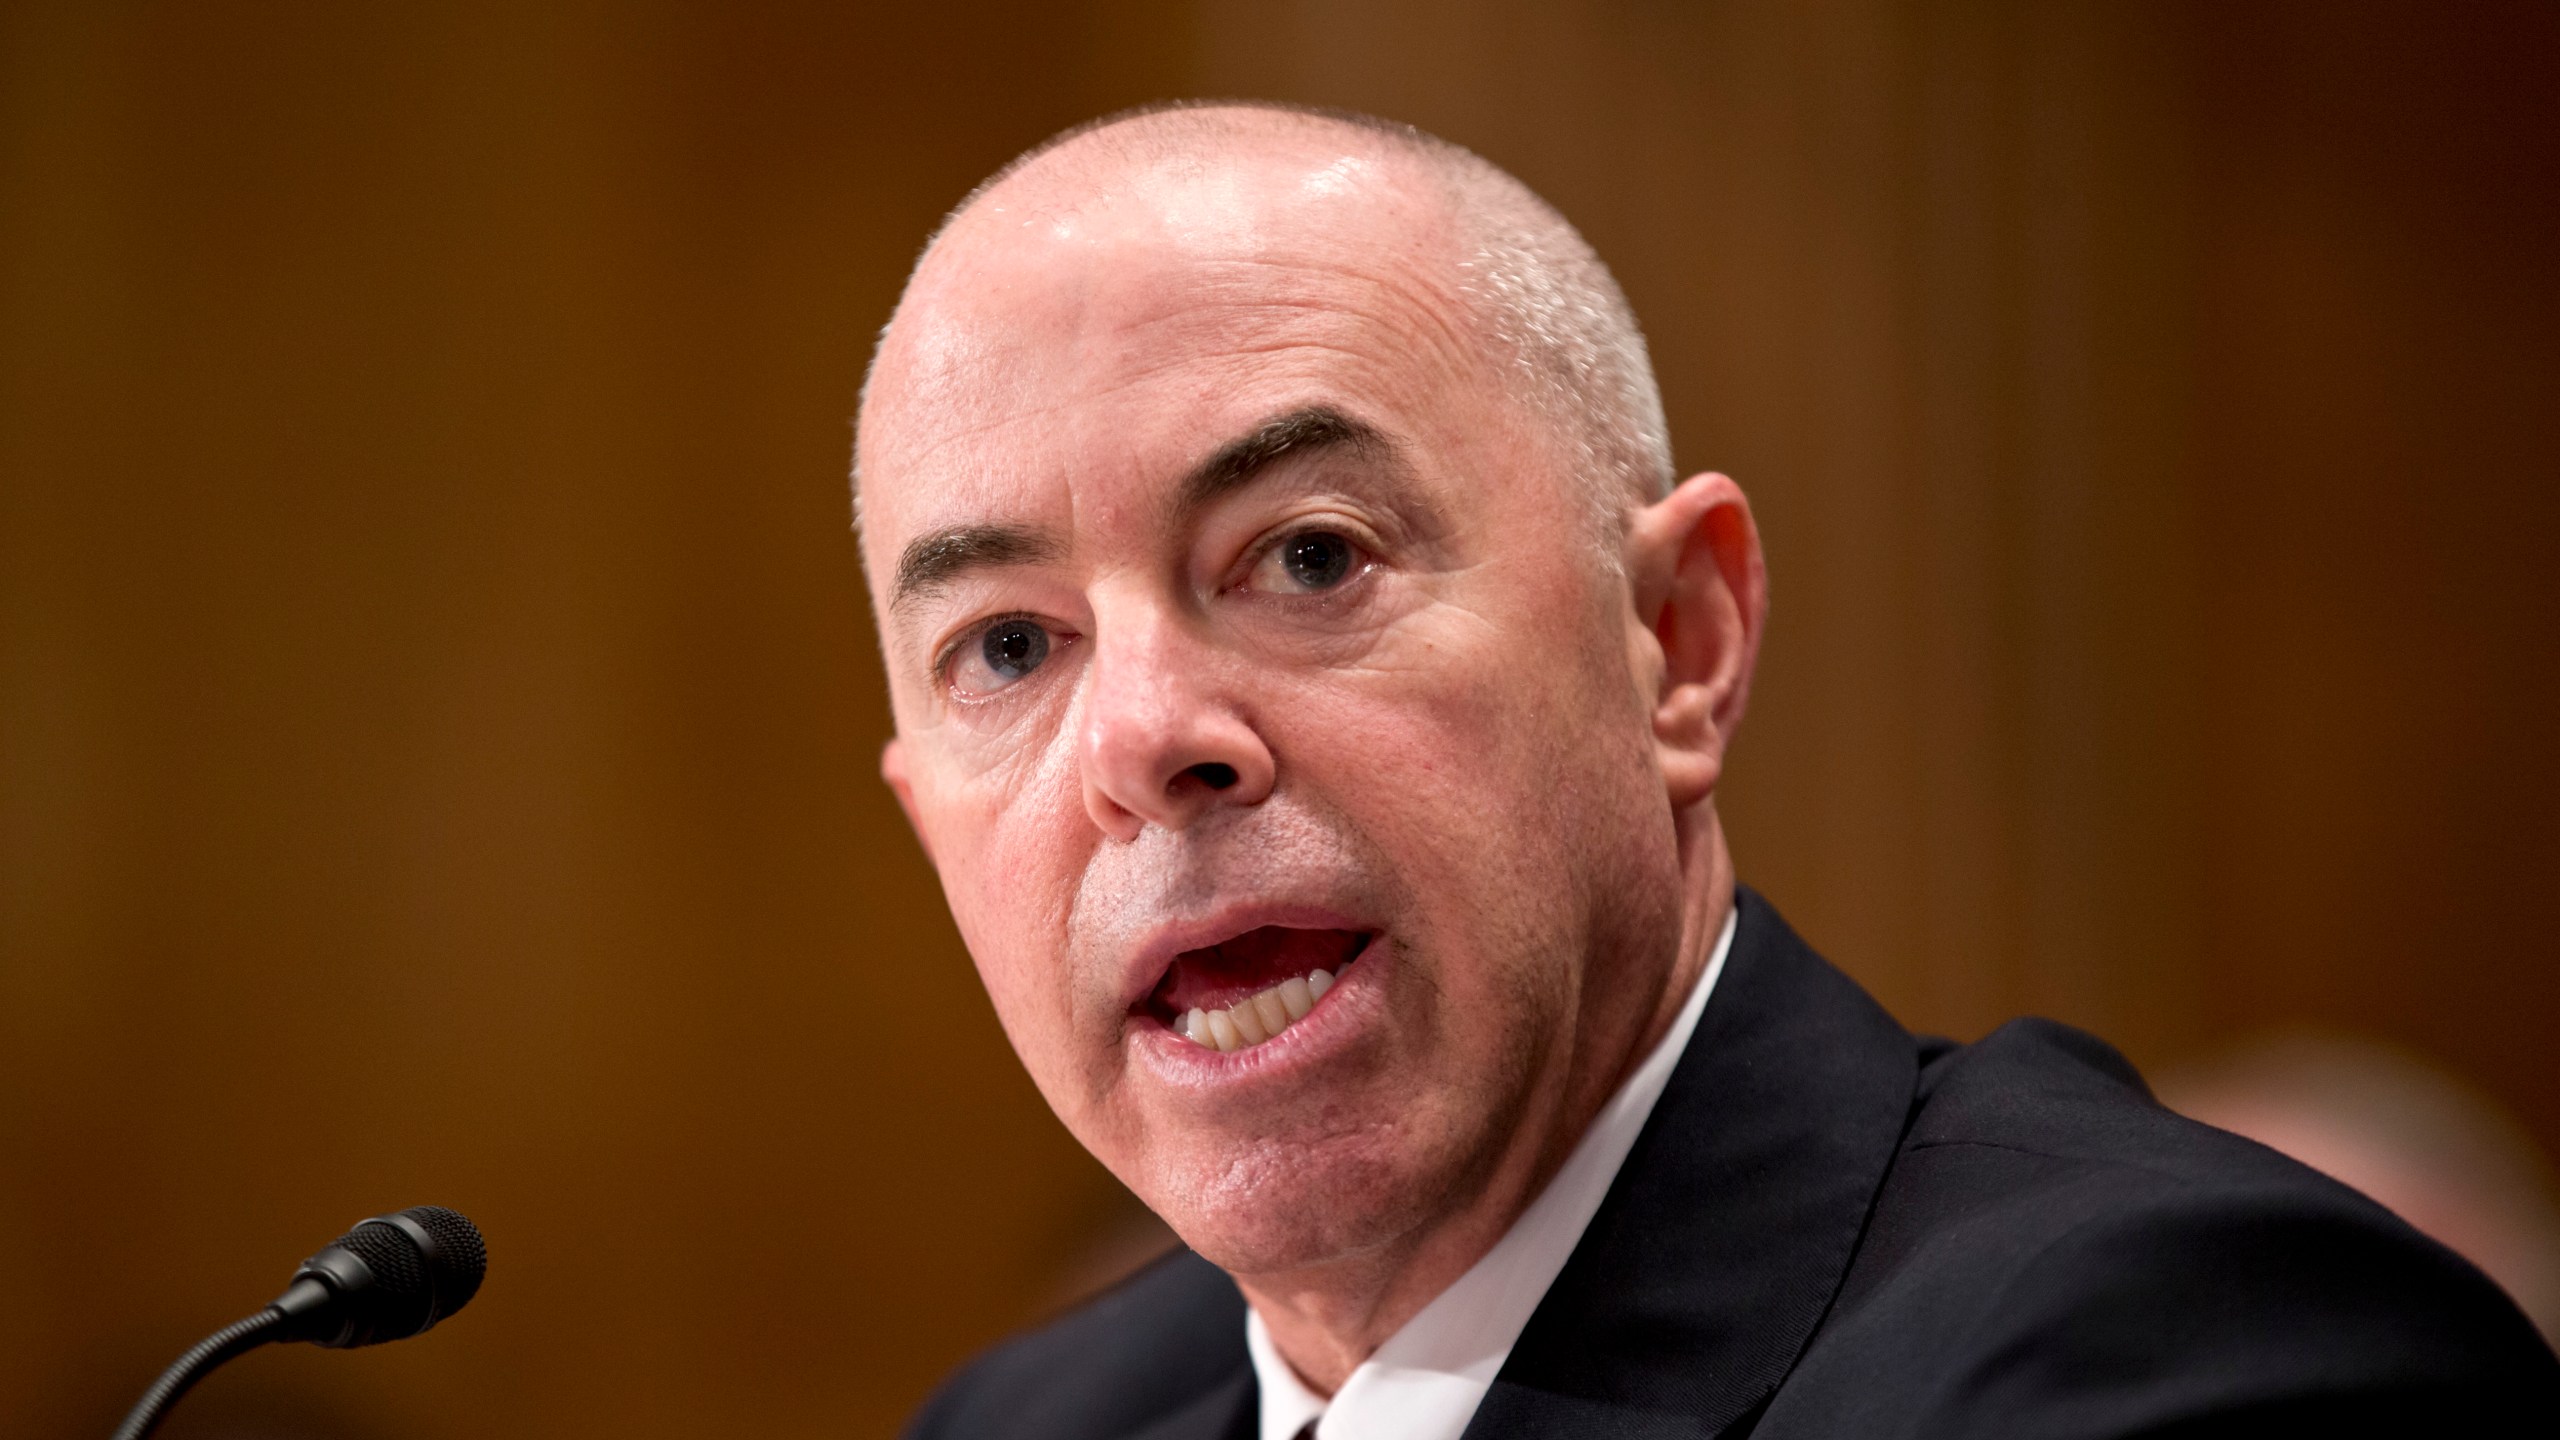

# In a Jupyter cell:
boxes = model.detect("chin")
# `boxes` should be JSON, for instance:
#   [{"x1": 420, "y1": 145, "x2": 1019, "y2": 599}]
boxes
[{"x1": 1130, "y1": 1118, "x2": 1474, "y2": 1278}]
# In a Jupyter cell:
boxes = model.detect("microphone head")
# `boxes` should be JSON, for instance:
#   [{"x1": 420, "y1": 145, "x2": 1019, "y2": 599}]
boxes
[{"x1": 284, "y1": 1205, "x2": 487, "y2": 1348}]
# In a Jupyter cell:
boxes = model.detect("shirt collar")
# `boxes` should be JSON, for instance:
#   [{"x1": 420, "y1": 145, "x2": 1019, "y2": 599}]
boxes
[{"x1": 1248, "y1": 906, "x2": 1740, "y2": 1440}]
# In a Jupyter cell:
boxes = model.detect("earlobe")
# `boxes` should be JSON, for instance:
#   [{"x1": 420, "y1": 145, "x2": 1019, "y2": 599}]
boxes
[
  {"x1": 1625, "y1": 472, "x2": 1767, "y2": 811},
  {"x1": 881, "y1": 738, "x2": 935, "y2": 865}
]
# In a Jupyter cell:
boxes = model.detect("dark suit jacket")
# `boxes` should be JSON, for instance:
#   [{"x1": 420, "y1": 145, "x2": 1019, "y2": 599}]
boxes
[{"x1": 907, "y1": 889, "x2": 2560, "y2": 1438}]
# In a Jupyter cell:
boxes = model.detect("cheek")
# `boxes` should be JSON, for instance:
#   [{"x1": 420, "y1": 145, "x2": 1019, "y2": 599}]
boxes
[
  {"x1": 1298, "y1": 576, "x2": 1636, "y2": 842},
  {"x1": 919, "y1": 735, "x2": 1097, "y2": 1050},
  {"x1": 1277, "y1": 603, "x2": 1638, "y2": 979},
  {"x1": 1280, "y1": 638, "x2": 1617, "y2": 973}
]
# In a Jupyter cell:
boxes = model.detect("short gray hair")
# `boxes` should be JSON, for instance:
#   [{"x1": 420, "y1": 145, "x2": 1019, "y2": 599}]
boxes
[
  {"x1": 858, "y1": 101, "x2": 1674, "y2": 532},
  {"x1": 1430, "y1": 131, "x2": 1677, "y2": 519}
]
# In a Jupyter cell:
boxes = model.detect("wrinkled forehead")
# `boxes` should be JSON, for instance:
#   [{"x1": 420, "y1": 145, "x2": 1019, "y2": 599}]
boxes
[{"x1": 856, "y1": 131, "x2": 1493, "y2": 561}]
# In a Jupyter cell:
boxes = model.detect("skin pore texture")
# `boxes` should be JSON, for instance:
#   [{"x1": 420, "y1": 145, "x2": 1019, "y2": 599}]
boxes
[{"x1": 858, "y1": 108, "x2": 1769, "y2": 1393}]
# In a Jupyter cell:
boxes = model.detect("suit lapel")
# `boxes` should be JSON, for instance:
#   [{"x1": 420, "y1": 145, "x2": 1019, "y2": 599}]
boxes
[
  {"x1": 1461, "y1": 889, "x2": 1919, "y2": 1440},
  {"x1": 1123, "y1": 1366, "x2": 1256, "y2": 1440}
]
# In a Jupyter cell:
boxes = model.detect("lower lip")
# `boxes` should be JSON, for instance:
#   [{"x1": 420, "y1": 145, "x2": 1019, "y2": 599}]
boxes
[{"x1": 1128, "y1": 950, "x2": 1378, "y2": 1086}]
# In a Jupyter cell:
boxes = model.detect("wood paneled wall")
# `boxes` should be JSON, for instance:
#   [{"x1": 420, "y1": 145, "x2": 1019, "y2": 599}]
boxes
[{"x1": 4, "y1": 3, "x2": 2553, "y2": 1435}]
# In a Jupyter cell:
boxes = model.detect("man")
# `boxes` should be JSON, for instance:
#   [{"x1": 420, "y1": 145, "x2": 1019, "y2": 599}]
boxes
[{"x1": 854, "y1": 102, "x2": 2556, "y2": 1439}]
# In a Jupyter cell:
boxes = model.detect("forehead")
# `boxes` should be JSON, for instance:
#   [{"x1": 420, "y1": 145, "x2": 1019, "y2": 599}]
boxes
[{"x1": 858, "y1": 130, "x2": 1496, "y2": 556}]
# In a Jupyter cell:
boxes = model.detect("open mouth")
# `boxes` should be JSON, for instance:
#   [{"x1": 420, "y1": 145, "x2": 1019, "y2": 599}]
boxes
[{"x1": 1143, "y1": 926, "x2": 1372, "y2": 1053}]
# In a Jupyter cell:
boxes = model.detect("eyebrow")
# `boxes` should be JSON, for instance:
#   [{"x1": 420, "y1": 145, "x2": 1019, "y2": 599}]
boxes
[
  {"x1": 886, "y1": 404, "x2": 1387, "y2": 617},
  {"x1": 889, "y1": 524, "x2": 1060, "y2": 616},
  {"x1": 1176, "y1": 404, "x2": 1386, "y2": 514}
]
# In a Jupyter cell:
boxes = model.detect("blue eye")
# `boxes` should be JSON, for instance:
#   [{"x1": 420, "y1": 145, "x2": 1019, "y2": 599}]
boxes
[
  {"x1": 980, "y1": 619, "x2": 1050, "y2": 680},
  {"x1": 945, "y1": 617, "x2": 1058, "y2": 697},
  {"x1": 1276, "y1": 531, "x2": 1354, "y2": 591}
]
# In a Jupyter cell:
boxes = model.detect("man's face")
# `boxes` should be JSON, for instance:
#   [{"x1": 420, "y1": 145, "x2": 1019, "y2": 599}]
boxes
[{"x1": 859, "y1": 134, "x2": 1685, "y2": 1275}]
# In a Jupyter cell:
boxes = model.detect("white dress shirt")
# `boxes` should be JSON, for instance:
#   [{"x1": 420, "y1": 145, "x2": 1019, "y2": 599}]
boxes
[{"x1": 1246, "y1": 908, "x2": 1739, "y2": 1440}]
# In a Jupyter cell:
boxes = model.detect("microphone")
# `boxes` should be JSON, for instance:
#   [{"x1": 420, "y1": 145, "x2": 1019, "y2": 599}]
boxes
[{"x1": 113, "y1": 1205, "x2": 488, "y2": 1440}]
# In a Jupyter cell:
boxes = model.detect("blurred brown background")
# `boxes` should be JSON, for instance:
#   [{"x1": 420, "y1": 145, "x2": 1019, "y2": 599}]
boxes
[{"x1": 6, "y1": 1, "x2": 2556, "y2": 1435}]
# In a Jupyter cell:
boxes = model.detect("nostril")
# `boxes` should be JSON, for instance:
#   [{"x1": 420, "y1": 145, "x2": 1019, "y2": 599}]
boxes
[{"x1": 1186, "y1": 762, "x2": 1240, "y2": 791}]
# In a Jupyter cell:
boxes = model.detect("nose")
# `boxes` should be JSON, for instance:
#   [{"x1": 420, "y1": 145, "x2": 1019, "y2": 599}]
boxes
[{"x1": 1077, "y1": 614, "x2": 1275, "y2": 842}]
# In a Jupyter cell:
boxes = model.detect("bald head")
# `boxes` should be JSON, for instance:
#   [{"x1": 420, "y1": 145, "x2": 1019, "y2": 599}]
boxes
[{"x1": 855, "y1": 103, "x2": 1672, "y2": 539}]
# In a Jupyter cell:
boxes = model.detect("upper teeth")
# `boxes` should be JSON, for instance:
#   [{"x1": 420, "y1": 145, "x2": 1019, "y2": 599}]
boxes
[{"x1": 1182, "y1": 969, "x2": 1334, "y2": 1052}]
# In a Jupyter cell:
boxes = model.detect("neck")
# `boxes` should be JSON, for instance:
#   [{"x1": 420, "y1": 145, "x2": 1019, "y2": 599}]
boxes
[{"x1": 1237, "y1": 813, "x2": 1736, "y2": 1394}]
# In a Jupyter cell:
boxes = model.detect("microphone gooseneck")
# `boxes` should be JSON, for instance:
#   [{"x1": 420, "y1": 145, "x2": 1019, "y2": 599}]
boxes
[
  {"x1": 112, "y1": 1205, "x2": 487, "y2": 1440},
  {"x1": 108, "y1": 1309, "x2": 289, "y2": 1440}
]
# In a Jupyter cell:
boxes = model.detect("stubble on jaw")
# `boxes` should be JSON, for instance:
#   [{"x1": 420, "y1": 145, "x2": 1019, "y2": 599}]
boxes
[
  {"x1": 1052, "y1": 655, "x2": 1664, "y2": 1288},
  {"x1": 1140, "y1": 920, "x2": 1562, "y2": 1293},
  {"x1": 1052, "y1": 793, "x2": 1433, "y2": 1264}
]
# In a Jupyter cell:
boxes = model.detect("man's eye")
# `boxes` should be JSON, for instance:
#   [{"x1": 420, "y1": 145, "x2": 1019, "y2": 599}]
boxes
[
  {"x1": 1253, "y1": 530, "x2": 1358, "y2": 594},
  {"x1": 950, "y1": 618, "x2": 1054, "y2": 694}
]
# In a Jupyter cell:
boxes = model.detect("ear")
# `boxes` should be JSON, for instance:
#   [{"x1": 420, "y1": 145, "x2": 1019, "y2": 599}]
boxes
[
  {"x1": 1624, "y1": 472, "x2": 1767, "y2": 811},
  {"x1": 880, "y1": 737, "x2": 935, "y2": 866}
]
